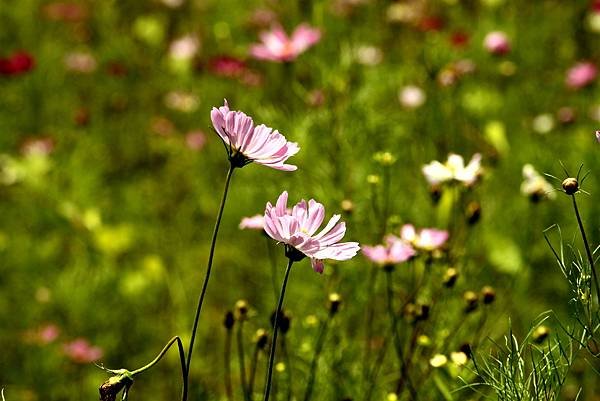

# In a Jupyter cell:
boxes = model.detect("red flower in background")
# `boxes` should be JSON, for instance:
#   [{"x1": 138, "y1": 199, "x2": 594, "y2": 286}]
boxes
[
  {"x1": 419, "y1": 16, "x2": 445, "y2": 32},
  {"x1": 42, "y1": 2, "x2": 88, "y2": 22},
  {"x1": 0, "y1": 51, "x2": 35, "y2": 76},
  {"x1": 208, "y1": 56, "x2": 248, "y2": 78},
  {"x1": 450, "y1": 31, "x2": 470, "y2": 48}
]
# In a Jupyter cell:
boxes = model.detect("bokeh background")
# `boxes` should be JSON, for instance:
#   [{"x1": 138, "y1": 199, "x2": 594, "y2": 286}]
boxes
[{"x1": 0, "y1": 0, "x2": 599, "y2": 400}]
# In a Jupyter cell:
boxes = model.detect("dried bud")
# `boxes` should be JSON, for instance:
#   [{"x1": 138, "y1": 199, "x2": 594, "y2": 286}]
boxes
[
  {"x1": 443, "y1": 268, "x2": 459, "y2": 288},
  {"x1": 463, "y1": 291, "x2": 478, "y2": 313},
  {"x1": 533, "y1": 325, "x2": 550, "y2": 344},
  {"x1": 223, "y1": 310, "x2": 235, "y2": 330},
  {"x1": 270, "y1": 310, "x2": 291, "y2": 334},
  {"x1": 328, "y1": 293, "x2": 342, "y2": 316},
  {"x1": 235, "y1": 300, "x2": 249, "y2": 320},
  {"x1": 466, "y1": 201, "x2": 481, "y2": 225},
  {"x1": 254, "y1": 329, "x2": 268, "y2": 350},
  {"x1": 99, "y1": 370, "x2": 133, "y2": 401},
  {"x1": 481, "y1": 286, "x2": 496, "y2": 304},
  {"x1": 562, "y1": 177, "x2": 579, "y2": 195}
]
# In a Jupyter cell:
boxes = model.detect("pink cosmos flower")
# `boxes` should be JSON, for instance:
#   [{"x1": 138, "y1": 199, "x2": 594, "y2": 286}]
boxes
[
  {"x1": 362, "y1": 235, "x2": 416, "y2": 266},
  {"x1": 63, "y1": 338, "x2": 103, "y2": 363},
  {"x1": 250, "y1": 24, "x2": 321, "y2": 62},
  {"x1": 483, "y1": 31, "x2": 510, "y2": 55},
  {"x1": 211, "y1": 100, "x2": 299, "y2": 170},
  {"x1": 185, "y1": 131, "x2": 206, "y2": 151},
  {"x1": 566, "y1": 62, "x2": 597, "y2": 89},
  {"x1": 239, "y1": 214, "x2": 265, "y2": 230},
  {"x1": 264, "y1": 191, "x2": 360, "y2": 273},
  {"x1": 400, "y1": 224, "x2": 448, "y2": 251}
]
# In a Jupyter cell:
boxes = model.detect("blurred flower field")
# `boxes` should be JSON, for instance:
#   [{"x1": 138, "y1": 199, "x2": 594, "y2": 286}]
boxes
[{"x1": 0, "y1": 0, "x2": 599, "y2": 400}]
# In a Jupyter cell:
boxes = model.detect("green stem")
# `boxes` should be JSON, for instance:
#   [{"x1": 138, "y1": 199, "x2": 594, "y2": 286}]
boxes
[
  {"x1": 385, "y1": 270, "x2": 418, "y2": 401},
  {"x1": 281, "y1": 337, "x2": 293, "y2": 401},
  {"x1": 225, "y1": 329, "x2": 233, "y2": 401},
  {"x1": 238, "y1": 320, "x2": 251, "y2": 401},
  {"x1": 263, "y1": 258, "x2": 294, "y2": 401},
  {"x1": 266, "y1": 236, "x2": 279, "y2": 302},
  {"x1": 248, "y1": 346, "x2": 261, "y2": 398},
  {"x1": 303, "y1": 317, "x2": 330, "y2": 401},
  {"x1": 571, "y1": 195, "x2": 600, "y2": 305},
  {"x1": 184, "y1": 164, "x2": 235, "y2": 400}
]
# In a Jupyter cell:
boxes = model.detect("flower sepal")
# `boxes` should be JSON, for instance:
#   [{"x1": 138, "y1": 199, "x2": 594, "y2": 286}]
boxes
[{"x1": 285, "y1": 244, "x2": 306, "y2": 262}]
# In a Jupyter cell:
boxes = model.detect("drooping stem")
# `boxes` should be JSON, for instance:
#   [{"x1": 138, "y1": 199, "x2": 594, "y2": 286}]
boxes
[
  {"x1": 225, "y1": 329, "x2": 233, "y2": 401},
  {"x1": 385, "y1": 270, "x2": 418, "y2": 401},
  {"x1": 263, "y1": 258, "x2": 294, "y2": 401},
  {"x1": 303, "y1": 317, "x2": 330, "y2": 401},
  {"x1": 237, "y1": 320, "x2": 251, "y2": 401},
  {"x1": 571, "y1": 195, "x2": 600, "y2": 304},
  {"x1": 184, "y1": 164, "x2": 235, "y2": 400}
]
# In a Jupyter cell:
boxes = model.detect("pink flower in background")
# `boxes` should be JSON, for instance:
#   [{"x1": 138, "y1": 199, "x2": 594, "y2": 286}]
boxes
[
  {"x1": 185, "y1": 131, "x2": 206, "y2": 151},
  {"x1": 264, "y1": 191, "x2": 360, "y2": 273},
  {"x1": 169, "y1": 35, "x2": 200, "y2": 61},
  {"x1": 566, "y1": 62, "x2": 597, "y2": 89},
  {"x1": 400, "y1": 224, "x2": 448, "y2": 251},
  {"x1": 250, "y1": 24, "x2": 321, "y2": 62},
  {"x1": 64, "y1": 52, "x2": 97, "y2": 73},
  {"x1": 596, "y1": 130, "x2": 600, "y2": 142},
  {"x1": 23, "y1": 323, "x2": 61, "y2": 345},
  {"x1": 20, "y1": 137, "x2": 55, "y2": 156},
  {"x1": 239, "y1": 214, "x2": 265, "y2": 230},
  {"x1": 362, "y1": 235, "x2": 416, "y2": 266},
  {"x1": 63, "y1": 338, "x2": 103, "y2": 363},
  {"x1": 211, "y1": 100, "x2": 299, "y2": 170},
  {"x1": 0, "y1": 51, "x2": 35, "y2": 75},
  {"x1": 483, "y1": 31, "x2": 510, "y2": 55},
  {"x1": 208, "y1": 56, "x2": 248, "y2": 78}
]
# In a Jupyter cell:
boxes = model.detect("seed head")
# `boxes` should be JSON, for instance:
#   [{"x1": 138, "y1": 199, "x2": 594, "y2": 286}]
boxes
[
  {"x1": 533, "y1": 325, "x2": 550, "y2": 343},
  {"x1": 466, "y1": 201, "x2": 481, "y2": 225},
  {"x1": 328, "y1": 293, "x2": 342, "y2": 316},
  {"x1": 443, "y1": 268, "x2": 459, "y2": 288},
  {"x1": 254, "y1": 329, "x2": 268, "y2": 350},
  {"x1": 481, "y1": 286, "x2": 496, "y2": 304},
  {"x1": 562, "y1": 177, "x2": 579, "y2": 195},
  {"x1": 235, "y1": 299, "x2": 249, "y2": 320},
  {"x1": 463, "y1": 291, "x2": 478, "y2": 313}
]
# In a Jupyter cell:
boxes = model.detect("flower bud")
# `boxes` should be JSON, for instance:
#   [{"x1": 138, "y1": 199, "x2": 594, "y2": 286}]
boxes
[
  {"x1": 443, "y1": 268, "x2": 459, "y2": 288},
  {"x1": 254, "y1": 329, "x2": 268, "y2": 350},
  {"x1": 463, "y1": 291, "x2": 478, "y2": 313},
  {"x1": 466, "y1": 201, "x2": 481, "y2": 225},
  {"x1": 235, "y1": 300, "x2": 249, "y2": 321},
  {"x1": 328, "y1": 293, "x2": 342, "y2": 316},
  {"x1": 270, "y1": 310, "x2": 291, "y2": 334},
  {"x1": 223, "y1": 310, "x2": 235, "y2": 330},
  {"x1": 562, "y1": 177, "x2": 579, "y2": 195},
  {"x1": 430, "y1": 185, "x2": 443, "y2": 204},
  {"x1": 481, "y1": 286, "x2": 496, "y2": 304},
  {"x1": 99, "y1": 370, "x2": 134, "y2": 401},
  {"x1": 533, "y1": 325, "x2": 550, "y2": 344}
]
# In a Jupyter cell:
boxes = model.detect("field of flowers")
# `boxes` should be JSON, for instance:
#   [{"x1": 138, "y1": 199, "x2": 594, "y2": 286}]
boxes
[{"x1": 1, "y1": 0, "x2": 599, "y2": 400}]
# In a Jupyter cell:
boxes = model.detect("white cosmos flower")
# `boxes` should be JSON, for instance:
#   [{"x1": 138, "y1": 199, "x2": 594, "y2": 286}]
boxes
[{"x1": 422, "y1": 153, "x2": 482, "y2": 186}]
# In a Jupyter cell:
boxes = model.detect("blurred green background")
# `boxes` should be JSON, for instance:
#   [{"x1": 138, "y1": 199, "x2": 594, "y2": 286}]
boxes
[{"x1": 0, "y1": 0, "x2": 599, "y2": 400}]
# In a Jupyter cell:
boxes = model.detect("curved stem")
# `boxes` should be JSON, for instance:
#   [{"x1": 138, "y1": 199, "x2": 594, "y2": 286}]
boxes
[
  {"x1": 303, "y1": 317, "x2": 330, "y2": 401},
  {"x1": 237, "y1": 320, "x2": 250, "y2": 401},
  {"x1": 572, "y1": 195, "x2": 600, "y2": 304},
  {"x1": 385, "y1": 270, "x2": 418, "y2": 401},
  {"x1": 225, "y1": 329, "x2": 233, "y2": 401},
  {"x1": 263, "y1": 258, "x2": 294, "y2": 401},
  {"x1": 130, "y1": 336, "x2": 187, "y2": 400},
  {"x1": 184, "y1": 165, "x2": 235, "y2": 400}
]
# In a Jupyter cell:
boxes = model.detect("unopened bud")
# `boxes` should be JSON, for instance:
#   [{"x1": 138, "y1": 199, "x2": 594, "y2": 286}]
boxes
[
  {"x1": 254, "y1": 329, "x2": 268, "y2": 350},
  {"x1": 328, "y1": 293, "x2": 342, "y2": 315},
  {"x1": 99, "y1": 370, "x2": 133, "y2": 401},
  {"x1": 443, "y1": 268, "x2": 459, "y2": 288},
  {"x1": 481, "y1": 286, "x2": 496, "y2": 304},
  {"x1": 533, "y1": 325, "x2": 550, "y2": 343},
  {"x1": 562, "y1": 178, "x2": 578, "y2": 195},
  {"x1": 466, "y1": 201, "x2": 481, "y2": 225},
  {"x1": 235, "y1": 300, "x2": 249, "y2": 320},
  {"x1": 463, "y1": 291, "x2": 478, "y2": 313},
  {"x1": 223, "y1": 310, "x2": 235, "y2": 330}
]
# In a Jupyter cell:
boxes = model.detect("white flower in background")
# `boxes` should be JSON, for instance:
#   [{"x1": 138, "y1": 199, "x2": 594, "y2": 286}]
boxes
[
  {"x1": 355, "y1": 45, "x2": 383, "y2": 66},
  {"x1": 521, "y1": 164, "x2": 556, "y2": 201},
  {"x1": 532, "y1": 114, "x2": 555, "y2": 134},
  {"x1": 64, "y1": 51, "x2": 97, "y2": 73},
  {"x1": 164, "y1": 91, "x2": 199, "y2": 112},
  {"x1": 169, "y1": 34, "x2": 200, "y2": 60},
  {"x1": 399, "y1": 85, "x2": 426, "y2": 109},
  {"x1": 422, "y1": 153, "x2": 482, "y2": 186}
]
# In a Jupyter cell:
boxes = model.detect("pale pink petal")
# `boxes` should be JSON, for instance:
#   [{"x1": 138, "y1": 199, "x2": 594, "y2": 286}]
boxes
[{"x1": 400, "y1": 224, "x2": 417, "y2": 242}]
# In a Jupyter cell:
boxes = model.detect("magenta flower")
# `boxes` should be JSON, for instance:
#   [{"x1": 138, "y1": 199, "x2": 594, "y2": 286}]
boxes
[
  {"x1": 400, "y1": 224, "x2": 448, "y2": 251},
  {"x1": 362, "y1": 235, "x2": 416, "y2": 266},
  {"x1": 63, "y1": 338, "x2": 103, "y2": 363},
  {"x1": 264, "y1": 191, "x2": 360, "y2": 273},
  {"x1": 211, "y1": 100, "x2": 299, "y2": 170},
  {"x1": 566, "y1": 62, "x2": 597, "y2": 89},
  {"x1": 483, "y1": 31, "x2": 510, "y2": 55},
  {"x1": 249, "y1": 24, "x2": 321, "y2": 62},
  {"x1": 239, "y1": 214, "x2": 265, "y2": 230}
]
